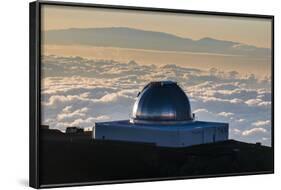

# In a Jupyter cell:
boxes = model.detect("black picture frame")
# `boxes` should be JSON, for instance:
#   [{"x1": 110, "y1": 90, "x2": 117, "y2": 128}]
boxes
[{"x1": 30, "y1": 1, "x2": 274, "y2": 188}]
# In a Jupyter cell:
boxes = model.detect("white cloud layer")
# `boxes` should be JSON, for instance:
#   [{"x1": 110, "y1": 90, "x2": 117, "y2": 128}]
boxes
[
  {"x1": 41, "y1": 55, "x2": 272, "y2": 146},
  {"x1": 242, "y1": 128, "x2": 267, "y2": 136},
  {"x1": 252, "y1": 120, "x2": 271, "y2": 127}
]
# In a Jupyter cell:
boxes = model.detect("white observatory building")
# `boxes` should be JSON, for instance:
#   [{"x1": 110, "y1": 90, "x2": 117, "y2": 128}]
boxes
[{"x1": 92, "y1": 81, "x2": 228, "y2": 147}]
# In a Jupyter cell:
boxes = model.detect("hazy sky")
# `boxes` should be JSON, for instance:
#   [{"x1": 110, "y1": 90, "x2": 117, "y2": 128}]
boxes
[{"x1": 41, "y1": 4, "x2": 272, "y2": 48}]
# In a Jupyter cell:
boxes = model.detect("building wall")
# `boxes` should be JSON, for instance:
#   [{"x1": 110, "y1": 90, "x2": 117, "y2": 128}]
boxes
[
  {"x1": 93, "y1": 123, "x2": 228, "y2": 147},
  {"x1": 179, "y1": 128, "x2": 204, "y2": 146},
  {"x1": 177, "y1": 125, "x2": 228, "y2": 147},
  {"x1": 93, "y1": 125, "x2": 180, "y2": 146},
  {"x1": 216, "y1": 125, "x2": 229, "y2": 142}
]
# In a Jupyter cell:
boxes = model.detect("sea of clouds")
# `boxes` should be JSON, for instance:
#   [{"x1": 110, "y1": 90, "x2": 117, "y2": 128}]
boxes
[{"x1": 41, "y1": 55, "x2": 272, "y2": 146}]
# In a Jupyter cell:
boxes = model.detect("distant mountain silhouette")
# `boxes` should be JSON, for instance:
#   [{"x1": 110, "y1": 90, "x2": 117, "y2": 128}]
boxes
[{"x1": 44, "y1": 27, "x2": 270, "y2": 57}]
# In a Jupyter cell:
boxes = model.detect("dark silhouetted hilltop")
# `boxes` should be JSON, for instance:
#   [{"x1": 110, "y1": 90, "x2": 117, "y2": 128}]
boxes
[{"x1": 39, "y1": 128, "x2": 273, "y2": 185}]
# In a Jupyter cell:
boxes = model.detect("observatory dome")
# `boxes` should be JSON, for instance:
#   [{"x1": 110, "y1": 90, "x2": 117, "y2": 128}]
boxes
[{"x1": 131, "y1": 81, "x2": 193, "y2": 124}]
